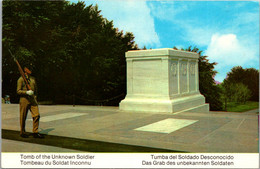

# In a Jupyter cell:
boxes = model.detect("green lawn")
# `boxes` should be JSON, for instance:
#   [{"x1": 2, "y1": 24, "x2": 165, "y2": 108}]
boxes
[{"x1": 226, "y1": 101, "x2": 259, "y2": 112}]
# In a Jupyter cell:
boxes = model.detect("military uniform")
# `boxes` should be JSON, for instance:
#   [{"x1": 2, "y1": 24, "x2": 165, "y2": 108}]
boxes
[{"x1": 17, "y1": 76, "x2": 40, "y2": 136}]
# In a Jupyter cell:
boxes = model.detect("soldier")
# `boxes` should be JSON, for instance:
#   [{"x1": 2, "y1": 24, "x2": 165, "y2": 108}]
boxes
[{"x1": 17, "y1": 66, "x2": 44, "y2": 138}]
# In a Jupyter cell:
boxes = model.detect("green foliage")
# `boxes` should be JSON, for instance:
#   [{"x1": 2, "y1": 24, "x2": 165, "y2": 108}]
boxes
[
  {"x1": 2, "y1": 0, "x2": 138, "y2": 105},
  {"x1": 224, "y1": 66, "x2": 259, "y2": 101},
  {"x1": 225, "y1": 101, "x2": 259, "y2": 112},
  {"x1": 220, "y1": 66, "x2": 258, "y2": 111},
  {"x1": 173, "y1": 46, "x2": 223, "y2": 111},
  {"x1": 222, "y1": 82, "x2": 251, "y2": 104}
]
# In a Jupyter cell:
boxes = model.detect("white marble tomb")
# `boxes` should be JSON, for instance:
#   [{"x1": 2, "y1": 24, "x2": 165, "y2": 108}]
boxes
[{"x1": 119, "y1": 48, "x2": 209, "y2": 113}]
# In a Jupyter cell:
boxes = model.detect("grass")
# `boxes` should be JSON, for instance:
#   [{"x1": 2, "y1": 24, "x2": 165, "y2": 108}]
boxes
[{"x1": 226, "y1": 101, "x2": 259, "y2": 112}]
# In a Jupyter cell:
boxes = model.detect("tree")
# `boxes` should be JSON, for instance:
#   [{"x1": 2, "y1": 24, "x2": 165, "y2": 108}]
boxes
[
  {"x1": 2, "y1": 0, "x2": 138, "y2": 105},
  {"x1": 173, "y1": 46, "x2": 223, "y2": 111},
  {"x1": 222, "y1": 82, "x2": 251, "y2": 104},
  {"x1": 2, "y1": 0, "x2": 68, "y2": 103},
  {"x1": 225, "y1": 66, "x2": 259, "y2": 101}
]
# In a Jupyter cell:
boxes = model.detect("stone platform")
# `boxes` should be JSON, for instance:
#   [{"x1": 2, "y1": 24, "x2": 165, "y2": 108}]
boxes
[{"x1": 1, "y1": 104, "x2": 259, "y2": 153}]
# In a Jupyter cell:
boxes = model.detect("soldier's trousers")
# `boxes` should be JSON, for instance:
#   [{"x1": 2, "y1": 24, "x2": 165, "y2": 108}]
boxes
[{"x1": 19, "y1": 97, "x2": 40, "y2": 134}]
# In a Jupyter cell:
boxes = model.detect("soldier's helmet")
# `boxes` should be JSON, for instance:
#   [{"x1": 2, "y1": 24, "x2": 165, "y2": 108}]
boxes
[
  {"x1": 23, "y1": 62, "x2": 33, "y2": 75},
  {"x1": 24, "y1": 67, "x2": 32, "y2": 75}
]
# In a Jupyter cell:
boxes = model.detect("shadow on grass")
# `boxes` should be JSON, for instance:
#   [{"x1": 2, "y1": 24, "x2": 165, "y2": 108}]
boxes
[{"x1": 2, "y1": 129, "x2": 185, "y2": 152}]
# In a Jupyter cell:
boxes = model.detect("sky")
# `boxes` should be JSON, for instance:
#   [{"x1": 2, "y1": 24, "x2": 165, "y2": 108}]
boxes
[{"x1": 71, "y1": 0, "x2": 259, "y2": 82}]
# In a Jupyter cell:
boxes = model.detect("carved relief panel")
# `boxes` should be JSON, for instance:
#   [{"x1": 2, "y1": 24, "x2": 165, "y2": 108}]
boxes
[
  {"x1": 189, "y1": 63, "x2": 195, "y2": 75},
  {"x1": 180, "y1": 61, "x2": 188, "y2": 93},
  {"x1": 170, "y1": 60, "x2": 178, "y2": 95},
  {"x1": 181, "y1": 63, "x2": 187, "y2": 76},
  {"x1": 171, "y1": 62, "x2": 177, "y2": 77},
  {"x1": 189, "y1": 61, "x2": 196, "y2": 92}
]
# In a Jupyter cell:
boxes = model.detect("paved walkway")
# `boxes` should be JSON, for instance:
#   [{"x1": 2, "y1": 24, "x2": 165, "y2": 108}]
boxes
[{"x1": 1, "y1": 104, "x2": 259, "y2": 153}]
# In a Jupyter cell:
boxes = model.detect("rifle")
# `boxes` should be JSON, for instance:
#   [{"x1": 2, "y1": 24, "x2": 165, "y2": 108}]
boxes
[{"x1": 9, "y1": 49, "x2": 38, "y2": 104}]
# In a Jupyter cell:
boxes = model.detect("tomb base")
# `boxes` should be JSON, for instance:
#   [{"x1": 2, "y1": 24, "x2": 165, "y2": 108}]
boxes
[{"x1": 119, "y1": 94, "x2": 209, "y2": 113}]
